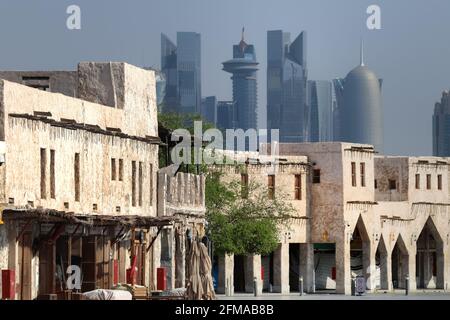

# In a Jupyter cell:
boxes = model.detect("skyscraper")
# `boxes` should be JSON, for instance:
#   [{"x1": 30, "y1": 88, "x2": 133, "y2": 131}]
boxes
[
  {"x1": 334, "y1": 41, "x2": 383, "y2": 151},
  {"x1": 267, "y1": 30, "x2": 308, "y2": 142},
  {"x1": 308, "y1": 80, "x2": 333, "y2": 142},
  {"x1": 433, "y1": 90, "x2": 450, "y2": 156},
  {"x1": 332, "y1": 78, "x2": 344, "y2": 141},
  {"x1": 222, "y1": 29, "x2": 258, "y2": 131},
  {"x1": 216, "y1": 101, "x2": 235, "y2": 131},
  {"x1": 201, "y1": 96, "x2": 217, "y2": 125},
  {"x1": 161, "y1": 33, "x2": 178, "y2": 112},
  {"x1": 160, "y1": 32, "x2": 201, "y2": 114}
]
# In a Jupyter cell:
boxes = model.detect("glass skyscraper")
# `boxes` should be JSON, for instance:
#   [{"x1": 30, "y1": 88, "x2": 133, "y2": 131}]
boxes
[
  {"x1": 216, "y1": 101, "x2": 234, "y2": 131},
  {"x1": 267, "y1": 30, "x2": 308, "y2": 142},
  {"x1": 160, "y1": 32, "x2": 201, "y2": 114},
  {"x1": 308, "y1": 80, "x2": 333, "y2": 142},
  {"x1": 222, "y1": 29, "x2": 258, "y2": 131},
  {"x1": 201, "y1": 96, "x2": 217, "y2": 125},
  {"x1": 433, "y1": 90, "x2": 450, "y2": 156}
]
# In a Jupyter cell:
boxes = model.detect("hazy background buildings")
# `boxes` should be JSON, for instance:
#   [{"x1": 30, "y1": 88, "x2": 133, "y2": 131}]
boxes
[
  {"x1": 2, "y1": 0, "x2": 450, "y2": 155},
  {"x1": 161, "y1": 32, "x2": 201, "y2": 113},
  {"x1": 433, "y1": 91, "x2": 450, "y2": 156},
  {"x1": 267, "y1": 30, "x2": 308, "y2": 143}
]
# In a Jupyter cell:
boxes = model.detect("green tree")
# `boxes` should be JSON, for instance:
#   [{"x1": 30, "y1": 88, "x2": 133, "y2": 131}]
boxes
[
  {"x1": 205, "y1": 169, "x2": 293, "y2": 256},
  {"x1": 158, "y1": 111, "x2": 293, "y2": 256}
]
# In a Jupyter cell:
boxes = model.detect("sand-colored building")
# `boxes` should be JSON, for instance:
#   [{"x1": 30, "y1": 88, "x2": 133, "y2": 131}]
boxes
[
  {"x1": 0, "y1": 62, "x2": 205, "y2": 299},
  {"x1": 216, "y1": 142, "x2": 450, "y2": 295}
]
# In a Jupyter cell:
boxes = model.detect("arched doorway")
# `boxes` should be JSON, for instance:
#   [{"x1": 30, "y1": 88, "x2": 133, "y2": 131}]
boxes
[
  {"x1": 391, "y1": 235, "x2": 409, "y2": 289},
  {"x1": 375, "y1": 236, "x2": 388, "y2": 290},
  {"x1": 350, "y1": 216, "x2": 371, "y2": 288},
  {"x1": 416, "y1": 217, "x2": 445, "y2": 289}
]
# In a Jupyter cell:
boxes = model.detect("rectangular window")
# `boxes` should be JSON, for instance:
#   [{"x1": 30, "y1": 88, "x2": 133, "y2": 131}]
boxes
[
  {"x1": 294, "y1": 174, "x2": 302, "y2": 200},
  {"x1": 132, "y1": 161, "x2": 137, "y2": 207},
  {"x1": 438, "y1": 174, "x2": 442, "y2": 190},
  {"x1": 389, "y1": 179, "x2": 397, "y2": 190},
  {"x1": 118, "y1": 159, "x2": 123, "y2": 181},
  {"x1": 374, "y1": 179, "x2": 378, "y2": 189},
  {"x1": 415, "y1": 174, "x2": 420, "y2": 189},
  {"x1": 426, "y1": 174, "x2": 431, "y2": 190},
  {"x1": 50, "y1": 150, "x2": 55, "y2": 199},
  {"x1": 351, "y1": 162, "x2": 356, "y2": 187},
  {"x1": 111, "y1": 158, "x2": 116, "y2": 181},
  {"x1": 360, "y1": 163, "x2": 366, "y2": 187},
  {"x1": 138, "y1": 162, "x2": 143, "y2": 207},
  {"x1": 268, "y1": 175, "x2": 275, "y2": 200},
  {"x1": 40, "y1": 148, "x2": 47, "y2": 199},
  {"x1": 241, "y1": 173, "x2": 249, "y2": 198},
  {"x1": 149, "y1": 163, "x2": 153, "y2": 205},
  {"x1": 74, "y1": 153, "x2": 80, "y2": 202},
  {"x1": 313, "y1": 169, "x2": 321, "y2": 184}
]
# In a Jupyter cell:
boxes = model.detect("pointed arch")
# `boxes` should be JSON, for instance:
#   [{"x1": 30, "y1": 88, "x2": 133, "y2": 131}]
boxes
[
  {"x1": 376, "y1": 235, "x2": 389, "y2": 290},
  {"x1": 391, "y1": 234, "x2": 409, "y2": 289},
  {"x1": 416, "y1": 217, "x2": 445, "y2": 289}
]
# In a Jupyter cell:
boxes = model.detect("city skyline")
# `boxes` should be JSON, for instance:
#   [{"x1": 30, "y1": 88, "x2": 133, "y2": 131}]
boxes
[{"x1": 1, "y1": 1, "x2": 450, "y2": 156}]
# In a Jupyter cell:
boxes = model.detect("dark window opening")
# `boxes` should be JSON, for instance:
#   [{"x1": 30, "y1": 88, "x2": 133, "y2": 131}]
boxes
[
  {"x1": 294, "y1": 174, "x2": 302, "y2": 200},
  {"x1": 351, "y1": 162, "x2": 356, "y2": 187},
  {"x1": 415, "y1": 174, "x2": 420, "y2": 189},
  {"x1": 438, "y1": 174, "x2": 442, "y2": 190},
  {"x1": 426, "y1": 174, "x2": 431, "y2": 190},
  {"x1": 132, "y1": 161, "x2": 137, "y2": 207},
  {"x1": 40, "y1": 148, "x2": 47, "y2": 199},
  {"x1": 50, "y1": 150, "x2": 55, "y2": 199},
  {"x1": 74, "y1": 153, "x2": 80, "y2": 202},
  {"x1": 268, "y1": 175, "x2": 275, "y2": 200},
  {"x1": 138, "y1": 162, "x2": 143, "y2": 207},
  {"x1": 111, "y1": 158, "x2": 117, "y2": 181},
  {"x1": 389, "y1": 179, "x2": 397, "y2": 190},
  {"x1": 360, "y1": 162, "x2": 366, "y2": 187},
  {"x1": 313, "y1": 169, "x2": 321, "y2": 184},
  {"x1": 118, "y1": 159, "x2": 123, "y2": 181}
]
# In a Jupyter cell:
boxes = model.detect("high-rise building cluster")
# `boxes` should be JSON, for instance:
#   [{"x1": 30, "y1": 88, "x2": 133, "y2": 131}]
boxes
[{"x1": 159, "y1": 29, "x2": 384, "y2": 151}]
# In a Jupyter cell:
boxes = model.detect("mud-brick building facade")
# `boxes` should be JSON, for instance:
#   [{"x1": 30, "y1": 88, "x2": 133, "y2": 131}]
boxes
[
  {"x1": 217, "y1": 142, "x2": 450, "y2": 295},
  {"x1": 0, "y1": 62, "x2": 205, "y2": 299}
]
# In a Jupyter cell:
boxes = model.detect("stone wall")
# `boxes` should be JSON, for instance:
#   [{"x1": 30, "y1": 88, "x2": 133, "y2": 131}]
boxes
[
  {"x1": 4, "y1": 116, "x2": 158, "y2": 216},
  {"x1": 0, "y1": 71, "x2": 78, "y2": 97}
]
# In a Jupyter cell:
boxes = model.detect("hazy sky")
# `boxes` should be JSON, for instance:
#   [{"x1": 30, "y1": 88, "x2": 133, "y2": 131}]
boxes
[{"x1": 1, "y1": 0, "x2": 450, "y2": 156}]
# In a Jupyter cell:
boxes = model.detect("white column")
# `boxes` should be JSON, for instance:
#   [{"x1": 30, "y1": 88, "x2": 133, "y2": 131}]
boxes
[
  {"x1": 244, "y1": 255, "x2": 262, "y2": 295},
  {"x1": 273, "y1": 243, "x2": 290, "y2": 294},
  {"x1": 336, "y1": 238, "x2": 351, "y2": 295},
  {"x1": 299, "y1": 243, "x2": 314, "y2": 293},
  {"x1": 217, "y1": 254, "x2": 234, "y2": 295}
]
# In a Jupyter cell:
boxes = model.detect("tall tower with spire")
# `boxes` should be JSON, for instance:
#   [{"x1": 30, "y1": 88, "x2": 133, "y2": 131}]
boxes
[
  {"x1": 222, "y1": 28, "x2": 259, "y2": 132},
  {"x1": 334, "y1": 40, "x2": 383, "y2": 151}
]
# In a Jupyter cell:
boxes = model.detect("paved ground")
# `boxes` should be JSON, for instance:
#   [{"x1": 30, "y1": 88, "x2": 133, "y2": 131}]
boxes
[{"x1": 217, "y1": 290, "x2": 450, "y2": 300}]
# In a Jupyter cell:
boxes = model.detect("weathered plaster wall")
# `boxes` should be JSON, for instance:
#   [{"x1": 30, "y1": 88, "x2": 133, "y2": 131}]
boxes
[
  {"x1": 5, "y1": 116, "x2": 158, "y2": 216},
  {"x1": 0, "y1": 71, "x2": 78, "y2": 97},
  {"x1": 216, "y1": 159, "x2": 309, "y2": 243},
  {"x1": 0, "y1": 62, "x2": 157, "y2": 139}
]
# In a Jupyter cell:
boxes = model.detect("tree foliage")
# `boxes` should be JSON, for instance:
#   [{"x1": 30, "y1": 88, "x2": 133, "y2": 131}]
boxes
[
  {"x1": 158, "y1": 111, "x2": 293, "y2": 257},
  {"x1": 205, "y1": 169, "x2": 293, "y2": 256}
]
